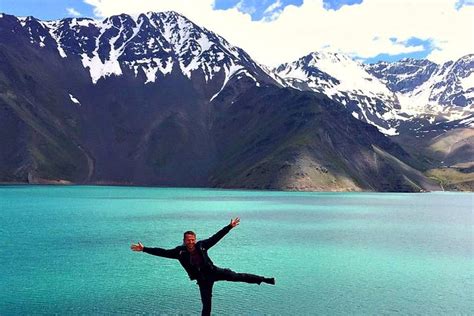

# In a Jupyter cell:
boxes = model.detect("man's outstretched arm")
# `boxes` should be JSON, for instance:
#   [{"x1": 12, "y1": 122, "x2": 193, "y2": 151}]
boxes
[
  {"x1": 202, "y1": 217, "x2": 240, "y2": 249},
  {"x1": 131, "y1": 242, "x2": 180, "y2": 259}
]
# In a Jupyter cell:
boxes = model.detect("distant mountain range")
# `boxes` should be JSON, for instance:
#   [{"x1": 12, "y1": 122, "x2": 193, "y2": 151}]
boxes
[
  {"x1": 275, "y1": 52, "x2": 473, "y2": 137},
  {"x1": 0, "y1": 11, "x2": 472, "y2": 191}
]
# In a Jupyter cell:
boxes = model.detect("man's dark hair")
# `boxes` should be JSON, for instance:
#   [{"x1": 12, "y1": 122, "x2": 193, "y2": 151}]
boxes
[{"x1": 183, "y1": 231, "x2": 196, "y2": 239}]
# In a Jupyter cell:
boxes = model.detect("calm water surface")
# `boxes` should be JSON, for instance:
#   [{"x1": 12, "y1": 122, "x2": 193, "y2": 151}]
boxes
[{"x1": 0, "y1": 186, "x2": 473, "y2": 315}]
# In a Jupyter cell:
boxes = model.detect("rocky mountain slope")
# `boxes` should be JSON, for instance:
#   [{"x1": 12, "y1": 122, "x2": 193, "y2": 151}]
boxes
[{"x1": 274, "y1": 52, "x2": 474, "y2": 190}]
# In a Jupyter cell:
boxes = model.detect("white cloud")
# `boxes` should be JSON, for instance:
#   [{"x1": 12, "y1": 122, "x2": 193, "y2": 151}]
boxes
[
  {"x1": 263, "y1": 0, "x2": 283, "y2": 14},
  {"x1": 66, "y1": 7, "x2": 82, "y2": 17},
  {"x1": 83, "y1": 0, "x2": 474, "y2": 66},
  {"x1": 234, "y1": 0, "x2": 257, "y2": 16},
  {"x1": 262, "y1": 0, "x2": 284, "y2": 21}
]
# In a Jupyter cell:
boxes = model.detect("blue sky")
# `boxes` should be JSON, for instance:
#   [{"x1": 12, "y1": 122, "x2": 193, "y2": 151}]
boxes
[
  {"x1": 214, "y1": 0, "x2": 363, "y2": 20},
  {"x1": 1, "y1": 0, "x2": 365, "y2": 20},
  {"x1": 0, "y1": 0, "x2": 95, "y2": 20},
  {"x1": 1, "y1": 0, "x2": 472, "y2": 65}
]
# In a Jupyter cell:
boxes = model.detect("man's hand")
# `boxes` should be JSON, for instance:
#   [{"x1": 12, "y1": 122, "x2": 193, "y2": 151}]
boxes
[
  {"x1": 131, "y1": 242, "x2": 144, "y2": 252},
  {"x1": 230, "y1": 217, "x2": 240, "y2": 228}
]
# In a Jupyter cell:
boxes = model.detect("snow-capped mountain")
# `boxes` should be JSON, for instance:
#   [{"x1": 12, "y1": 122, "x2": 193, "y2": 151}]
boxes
[
  {"x1": 364, "y1": 58, "x2": 439, "y2": 94},
  {"x1": 7, "y1": 10, "x2": 472, "y2": 138},
  {"x1": 366, "y1": 55, "x2": 474, "y2": 126},
  {"x1": 5, "y1": 11, "x2": 278, "y2": 98},
  {"x1": 0, "y1": 11, "x2": 457, "y2": 191},
  {"x1": 275, "y1": 52, "x2": 474, "y2": 136},
  {"x1": 275, "y1": 52, "x2": 401, "y2": 135}
]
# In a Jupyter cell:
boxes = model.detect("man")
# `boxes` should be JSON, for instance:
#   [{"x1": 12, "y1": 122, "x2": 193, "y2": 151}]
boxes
[{"x1": 131, "y1": 217, "x2": 275, "y2": 315}]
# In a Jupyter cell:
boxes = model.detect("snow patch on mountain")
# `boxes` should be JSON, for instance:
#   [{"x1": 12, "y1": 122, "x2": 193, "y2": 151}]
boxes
[
  {"x1": 40, "y1": 20, "x2": 67, "y2": 58},
  {"x1": 69, "y1": 94, "x2": 81, "y2": 106},
  {"x1": 18, "y1": 16, "x2": 28, "y2": 27},
  {"x1": 137, "y1": 57, "x2": 174, "y2": 83},
  {"x1": 69, "y1": 18, "x2": 95, "y2": 28},
  {"x1": 38, "y1": 35, "x2": 46, "y2": 47},
  {"x1": 81, "y1": 53, "x2": 123, "y2": 83},
  {"x1": 308, "y1": 52, "x2": 391, "y2": 96},
  {"x1": 279, "y1": 66, "x2": 309, "y2": 82},
  {"x1": 210, "y1": 63, "x2": 243, "y2": 101},
  {"x1": 460, "y1": 72, "x2": 474, "y2": 91},
  {"x1": 376, "y1": 125, "x2": 398, "y2": 136},
  {"x1": 460, "y1": 116, "x2": 474, "y2": 125}
]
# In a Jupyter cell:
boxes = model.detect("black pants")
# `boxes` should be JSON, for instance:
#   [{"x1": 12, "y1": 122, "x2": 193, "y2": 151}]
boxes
[{"x1": 197, "y1": 267, "x2": 265, "y2": 316}]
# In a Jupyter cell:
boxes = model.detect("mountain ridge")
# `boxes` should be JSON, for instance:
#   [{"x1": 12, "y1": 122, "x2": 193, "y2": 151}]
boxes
[
  {"x1": 274, "y1": 51, "x2": 473, "y2": 138},
  {"x1": 0, "y1": 11, "x2": 471, "y2": 191}
]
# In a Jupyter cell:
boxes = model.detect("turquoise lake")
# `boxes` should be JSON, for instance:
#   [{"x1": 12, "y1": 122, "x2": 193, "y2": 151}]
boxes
[{"x1": 0, "y1": 185, "x2": 473, "y2": 315}]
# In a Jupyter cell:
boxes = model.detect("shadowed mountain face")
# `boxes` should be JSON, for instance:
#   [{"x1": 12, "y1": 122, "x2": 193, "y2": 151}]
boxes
[
  {"x1": 0, "y1": 12, "x2": 441, "y2": 191},
  {"x1": 0, "y1": 28, "x2": 219, "y2": 186},
  {"x1": 210, "y1": 86, "x2": 439, "y2": 192}
]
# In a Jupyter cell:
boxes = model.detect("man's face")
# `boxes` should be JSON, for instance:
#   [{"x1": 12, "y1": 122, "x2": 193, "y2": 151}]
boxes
[{"x1": 184, "y1": 234, "x2": 196, "y2": 251}]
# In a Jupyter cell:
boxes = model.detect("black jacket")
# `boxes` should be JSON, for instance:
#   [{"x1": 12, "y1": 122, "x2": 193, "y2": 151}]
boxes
[{"x1": 143, "y1": 224, "x2": 232, "y2": 280}]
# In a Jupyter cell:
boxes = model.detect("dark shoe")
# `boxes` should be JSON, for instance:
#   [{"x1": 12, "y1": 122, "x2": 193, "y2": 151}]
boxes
[{"x1": 263, "y1": 277, "x2": 275, "y2": 285}]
